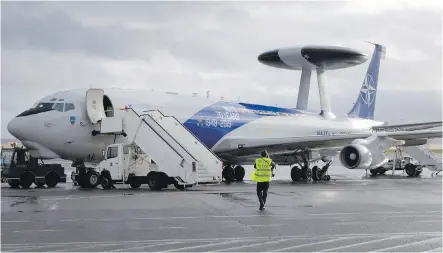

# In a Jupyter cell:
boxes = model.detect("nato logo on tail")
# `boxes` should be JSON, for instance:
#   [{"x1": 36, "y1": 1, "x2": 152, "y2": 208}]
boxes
[{"x1": 347, "y1": 43, "x2": 386, "y2": 120}]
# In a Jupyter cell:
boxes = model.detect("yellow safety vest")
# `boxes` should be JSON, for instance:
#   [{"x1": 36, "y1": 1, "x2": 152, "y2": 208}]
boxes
[{"x1": 251, "y1": 157, "x2": 273, "y2": 183}]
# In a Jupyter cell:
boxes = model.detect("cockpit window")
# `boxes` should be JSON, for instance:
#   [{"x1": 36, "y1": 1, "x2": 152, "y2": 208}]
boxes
[
  {"x1": 64, "y1": 103, "x2": 75, "y2": 112},
  {"x1": 17, "y1": 101, "x2": 75, "y2": 117},
  {"x1": 35, "y1": 103, "x2": 55, "y2": 109},
  {"x1": 17, "y1": 103, "x2": 55, "y2": 117},
  {"x1": 53, "y1": 103, "x2": 64, "y2": 112}
]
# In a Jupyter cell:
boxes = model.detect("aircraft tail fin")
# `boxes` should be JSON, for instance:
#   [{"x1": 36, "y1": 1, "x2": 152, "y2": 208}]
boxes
[{"x1": 347, "y1": 42, "x2": 386, "y2": 120}]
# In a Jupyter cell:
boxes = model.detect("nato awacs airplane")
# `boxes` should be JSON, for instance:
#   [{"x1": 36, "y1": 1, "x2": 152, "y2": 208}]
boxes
[{"x1": 7, "y1": 43, "x2": 442, "y2": 189}]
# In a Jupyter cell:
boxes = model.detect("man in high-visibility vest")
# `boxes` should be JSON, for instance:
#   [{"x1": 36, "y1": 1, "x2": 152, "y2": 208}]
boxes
[{"x1": 252, "y1": 150, "x2": 275, "y2": 211}]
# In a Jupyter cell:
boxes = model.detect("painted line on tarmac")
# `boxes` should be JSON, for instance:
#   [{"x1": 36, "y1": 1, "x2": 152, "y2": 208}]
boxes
[
  {"x1": 369, "y1": 236, "x2": 442, "y2": 252},
  {"x1": 2, "y1": 231, "x2": 441, "y2": 247},
  {"x1": 318, "y1": 235, "x2": 406, "y2": 252}
]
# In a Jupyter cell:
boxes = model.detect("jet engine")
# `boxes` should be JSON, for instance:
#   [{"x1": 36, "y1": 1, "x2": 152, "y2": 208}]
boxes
[
  {"x1": 339, "y1": 143, "x2": 373, "y2": 169},
  {"x1": 339, "y1": 136, "x2": 402, "y2": 170}
]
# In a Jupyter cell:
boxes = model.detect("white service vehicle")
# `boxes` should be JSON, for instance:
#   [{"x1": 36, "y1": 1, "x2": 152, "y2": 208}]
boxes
[
  {"x1": 88, "y1": 143, "x2": 204, "y2": 190},
  {"x1": 374, "y1": 156, "x2": 423, "y2": 176}
]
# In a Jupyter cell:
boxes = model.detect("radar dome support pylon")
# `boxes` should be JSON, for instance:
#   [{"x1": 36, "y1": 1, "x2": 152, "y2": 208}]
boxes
[{"x1": 257, "y1": 45, "x2": 368, "y2": 119}]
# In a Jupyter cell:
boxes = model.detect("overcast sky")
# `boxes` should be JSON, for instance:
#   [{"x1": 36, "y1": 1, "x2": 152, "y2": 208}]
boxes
[{"x1": 1, "y1": 1, "x2": 442, "y2": 139}]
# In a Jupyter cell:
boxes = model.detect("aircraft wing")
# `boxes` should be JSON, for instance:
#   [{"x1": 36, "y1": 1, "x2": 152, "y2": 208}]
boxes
[
  {"x1": 372, "y1": 121, "x2": 442, "y2": 132},
  {"x1": 214, "y1": 129, "x2": 442, "y2": 158}
]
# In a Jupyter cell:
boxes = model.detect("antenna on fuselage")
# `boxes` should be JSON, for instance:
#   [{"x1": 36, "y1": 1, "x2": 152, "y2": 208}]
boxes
[{"x1": 257, "y1": 45, "x2": 369, "y2": 119}]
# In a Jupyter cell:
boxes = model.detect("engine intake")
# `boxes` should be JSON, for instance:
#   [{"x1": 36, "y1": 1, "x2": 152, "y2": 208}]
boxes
[{"x1": 339, "y1": 144, "x2": 372, "y2": 169}]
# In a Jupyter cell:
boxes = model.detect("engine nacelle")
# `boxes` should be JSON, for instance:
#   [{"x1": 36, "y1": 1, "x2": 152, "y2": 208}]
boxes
[
  {"x1": 339, "y1": 136, "x2": 395, "y2": 170},
  {"x1": 339, "y1": 144, "x2": 373, "y2": 169}
]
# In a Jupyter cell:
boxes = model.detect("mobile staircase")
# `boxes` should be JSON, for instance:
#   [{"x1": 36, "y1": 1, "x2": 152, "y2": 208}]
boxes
[{"x1": 99, "y1": 108, "x2": 223, "y2": 188}]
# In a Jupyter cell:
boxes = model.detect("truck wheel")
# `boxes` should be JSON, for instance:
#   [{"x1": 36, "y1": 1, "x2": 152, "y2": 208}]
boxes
[
  {"x1": 20, "y1": 172, "x2": 34, "y2": 189},
  {"x1": 8, "y1": 179, "x2": 20, "y2": 188},
  {"x1": 86, "y1": 171, "x2": 100, "y2": 188},
  {"x1": 370, "y1": 168, "x2": 379, "y2": 176},
  {"x1": 130, "y1": 180, "x2": 141, "y2": 189},
  {"x1": 405, "y1": 163, "x2": 418, "y2": 177},
  {"x1": 45, "y1": 172, "x2": 59, "y2": 188},
  {"x1": 148, "y1": 174, "x2": 163, "y2": 191}
]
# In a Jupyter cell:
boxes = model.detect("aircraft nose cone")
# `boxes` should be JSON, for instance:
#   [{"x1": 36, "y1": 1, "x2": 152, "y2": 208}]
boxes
[{"x1": 7, "y1": 117, "x2": 24, "y2": 140}]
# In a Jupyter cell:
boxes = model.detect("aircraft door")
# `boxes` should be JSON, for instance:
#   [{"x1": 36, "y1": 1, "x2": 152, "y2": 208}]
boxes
[{"x1": 86, "y1": 89, "x2": 107, "y2": 124}]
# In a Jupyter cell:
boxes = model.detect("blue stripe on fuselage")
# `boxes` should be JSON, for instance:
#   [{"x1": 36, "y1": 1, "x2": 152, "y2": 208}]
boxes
[{"x1": 183, "y1": 101, "x2": 302, "y2": 149}]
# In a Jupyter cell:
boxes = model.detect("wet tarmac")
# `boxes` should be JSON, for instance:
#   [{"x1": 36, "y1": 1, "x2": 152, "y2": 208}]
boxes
[{"x1": 1, "y1": 164, "x2": 442, "y2": 252}]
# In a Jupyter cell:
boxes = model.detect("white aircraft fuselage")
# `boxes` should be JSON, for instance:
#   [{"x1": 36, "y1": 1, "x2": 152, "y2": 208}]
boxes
[{"x1": 7, "y1": 87, "x2": 384, "y2": 165}]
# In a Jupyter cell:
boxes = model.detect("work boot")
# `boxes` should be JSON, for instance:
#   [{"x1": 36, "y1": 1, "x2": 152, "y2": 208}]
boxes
[{"x1": 259, "y1": 202, "x2": 264, "y2": 211}]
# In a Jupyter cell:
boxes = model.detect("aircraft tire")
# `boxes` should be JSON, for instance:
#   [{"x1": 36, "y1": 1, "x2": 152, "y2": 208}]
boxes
[
  {"x1": 312, "y1": 166, "x2": 321, "y2": 181},
  {"x1": 222, "y1": 166, "x2": 235, "y2": 183},
  {"x1": 323, "y1": 175, "x2": 331, "y2": 181},
  {"x1": 378, "y1": 168, "x2": 387, "y2": 175},
  {"x1": 234, "y1": 166, "x2": 245, "y2": 181},
  {"x1": 291, "y1": 166, "x2": 302, "y2": 182}
]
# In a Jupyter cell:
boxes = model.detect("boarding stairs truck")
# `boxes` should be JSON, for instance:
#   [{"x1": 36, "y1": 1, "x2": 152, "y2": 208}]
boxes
[
  {"x1": 84, "y1": 89, "x2": 223, "y2": 190},
  {"x1": 377, "y1": 145, "x2": 442, "y2": 177},
  {"x1": 402, "y1": 145, "x2": 442, "y2": 177}
]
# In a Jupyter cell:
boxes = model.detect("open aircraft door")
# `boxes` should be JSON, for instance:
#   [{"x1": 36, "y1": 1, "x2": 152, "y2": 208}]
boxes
[{"x1": 86, "y1": 88, "x2": 107, "y2": 124}]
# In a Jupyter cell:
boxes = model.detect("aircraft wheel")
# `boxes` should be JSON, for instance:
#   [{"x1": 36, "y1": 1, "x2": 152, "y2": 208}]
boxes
[
  {"x1": 378, "y1": 168, "x2": 387, "y2": 175},
  {"x1": 312, "y1": 166, "x2": 321, "y2": 181},
  {"x1": 234, "y1": 165, "x2": 245, "y2": 182},
  {"x1": 8, "y1": 179, "x2": 20, "y2": 188},
  {"x1": 20, "y1": 172, "x2": 34, "y2": 189},
  {"x1": 222, "y1": 166, "x2": 235, "y2": 183},
  {"x1": 323, "y1": 175, "x2": 331, "y2": 181},
  {"x1": 405, "y1": 163, "x2": 418, "y2": 177},
  {"x1": 291, "y1": 166, "x2": 302, "y2": 182},
  {"x1": 45, "y1": 172, "x2": 59, "y2": 188}
]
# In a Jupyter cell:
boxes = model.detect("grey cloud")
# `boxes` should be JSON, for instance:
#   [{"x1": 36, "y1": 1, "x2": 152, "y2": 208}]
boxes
[{"x1": 1, "y1": 1, "x2": 442, "y2": 139}]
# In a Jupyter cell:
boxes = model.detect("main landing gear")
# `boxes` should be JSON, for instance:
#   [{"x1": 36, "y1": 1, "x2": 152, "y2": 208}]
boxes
[
  {"x1": 290, "y1": 149, "x2": 331, "y2": 182},
  {"x1": 222, "y1": 164, "x2": 245, "y2": 183}
]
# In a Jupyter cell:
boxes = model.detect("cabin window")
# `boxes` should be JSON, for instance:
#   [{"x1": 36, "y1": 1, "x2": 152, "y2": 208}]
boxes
[
  {"x1": 53, "y1": 103, "x2": 64, "y2": 112},
  {"x1": 107, "y1": 147, "x2": 118, "y2": 159},
  {"x1": 123, "y1": 146, "x2": 129, "y2": 154},
  {"x1": 64, "y1": 103, "x2": 75, "y2": 112}
]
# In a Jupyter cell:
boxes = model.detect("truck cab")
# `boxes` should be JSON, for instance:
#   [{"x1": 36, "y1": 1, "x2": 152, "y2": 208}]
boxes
[{"x1": 98, "y1": 143, "x2": 166, "y2": 189}]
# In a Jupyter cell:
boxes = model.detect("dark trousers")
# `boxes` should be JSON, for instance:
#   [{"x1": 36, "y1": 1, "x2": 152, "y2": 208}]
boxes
[{"x1": 256, "y1": 182, "x2": 270, "y2": 205}]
